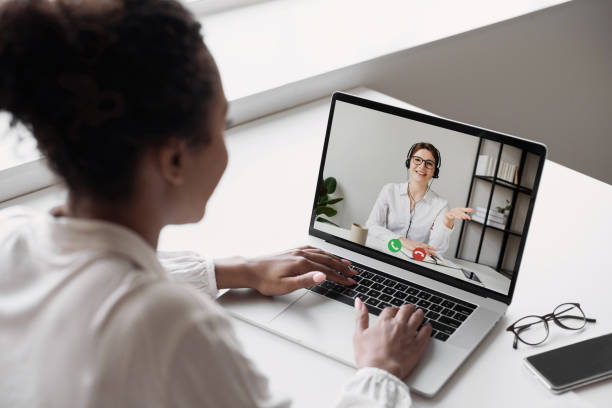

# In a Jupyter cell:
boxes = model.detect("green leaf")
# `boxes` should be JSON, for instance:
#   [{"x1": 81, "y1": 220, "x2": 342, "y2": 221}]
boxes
[
  {"x1": 316, "y1": 206, "x2": 337, "y2": 217},
  {"x1": 318, "y1": 195, "x2": 329, "y2": 205},
  {"x1": 318, "y1": 176, "x2": 327, "y2": 196},
  {"x1": 324, "y1": 177, "x2": 337, "y2": 194},
  {"x1": 316, "y1": 217, "x2": 339, "y2": 227},
  {"x1": 318, "y1": 184, "x2": 327, "y2": 197},
  {"x1": 325, "y1": 197, "x2": 343, "y2": 205}
]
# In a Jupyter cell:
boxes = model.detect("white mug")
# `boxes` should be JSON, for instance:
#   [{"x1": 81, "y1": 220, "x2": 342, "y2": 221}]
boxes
[{"x1": 349, "y1": 223, "x2": 368, "y2": 246}]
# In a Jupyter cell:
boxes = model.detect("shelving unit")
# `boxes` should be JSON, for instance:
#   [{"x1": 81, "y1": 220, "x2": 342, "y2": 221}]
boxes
[
  {"x1": 466, "y1": 219, "x2": 522, "y2": 237},
  {"x1": 454, "y1": 139, "x2": 535, "y2": 277},
  {"x1": 473, "y1": 175, "x2": 532, "y2": 195}
]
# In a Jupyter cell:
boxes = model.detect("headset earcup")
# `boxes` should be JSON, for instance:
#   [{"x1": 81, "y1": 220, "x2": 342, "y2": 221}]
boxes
[{"x1": 406, "y1": 143, "x2": 416, "y2": 169}]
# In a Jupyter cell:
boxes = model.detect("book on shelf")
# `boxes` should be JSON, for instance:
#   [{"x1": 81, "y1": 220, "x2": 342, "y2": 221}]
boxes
[
  {"x1": 513, "y1": 166, "x2": 519, "y2": 184},
  {"x1": 497, "y1": 161, "x2": 516, "y2": 183},
  {"x1": 474, "y1": 206, "x2": 506, "y2": 220},
  {"x1": 475, "y1": 155, "x2": 489, "y2": 176},
  {"x1": 471, "y1": 213, "x2": 507, "y2": 229},
  {"x1": 487, "y1": 157, "x2": 497, "y2": 178},
  {"x1": 474, "y1": 207, "x2": 506, "y2": 223},
  {"x1": 475, "y1": 155, "x2": 518, "y2": 182}
]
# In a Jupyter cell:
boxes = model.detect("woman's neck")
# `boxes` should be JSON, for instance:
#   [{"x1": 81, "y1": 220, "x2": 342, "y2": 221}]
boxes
[
  {"x1": 63, "y1": 193, "x2": 162, "y2": 248},
  {"x1": 408, "y1": 180, "x2": 428, "y2": 202}
]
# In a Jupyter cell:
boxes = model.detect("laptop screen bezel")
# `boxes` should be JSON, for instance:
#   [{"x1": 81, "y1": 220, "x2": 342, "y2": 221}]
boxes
[{"x1": 308, "y1": 92, "x2": 547, "y2": 305}]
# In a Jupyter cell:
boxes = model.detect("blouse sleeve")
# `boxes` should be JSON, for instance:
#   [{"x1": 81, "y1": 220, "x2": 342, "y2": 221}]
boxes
[
  {"x1": 336, "y1": 367, "x2": 413, "y2": 408},
  {"x1": 428, "y1": 204, "x2": 453, "y2": 256},
  {"x1": 366, "y1": 185, "x2": 398, "y2": 244},
  {"x1": 157, "y1": 251, "x2": 218, "y2": 298}
]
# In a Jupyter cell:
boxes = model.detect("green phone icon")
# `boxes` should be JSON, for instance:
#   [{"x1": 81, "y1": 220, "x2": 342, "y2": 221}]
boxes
[{"x1": 388, "y1": 238, "x2": 402, "y2": 253}]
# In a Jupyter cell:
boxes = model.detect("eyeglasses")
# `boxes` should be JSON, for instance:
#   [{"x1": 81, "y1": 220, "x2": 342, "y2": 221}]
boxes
[
  {"x1": 506, "y1": 302, "x2": 596, "y2": 349},
  {"x1": 410, "y1": 155, "x2": 436, "y2": 170}
]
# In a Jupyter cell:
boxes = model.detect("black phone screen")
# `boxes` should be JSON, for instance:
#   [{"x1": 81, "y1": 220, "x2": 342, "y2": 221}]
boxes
[{"x1": 525, "y1": 333, "x2": 612, "y2": 390}]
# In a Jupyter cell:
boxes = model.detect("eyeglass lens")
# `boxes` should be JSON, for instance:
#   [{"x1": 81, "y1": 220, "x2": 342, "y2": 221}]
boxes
[
  {"x1": 514, "y1": 315, "x2": 549, "y2": 345},
  {"x1": 553, "y1": 303, "x2": 587, "y2": 330},
  {"x1": 411, "y1": 156, "x2": 435, "y2": 169}
]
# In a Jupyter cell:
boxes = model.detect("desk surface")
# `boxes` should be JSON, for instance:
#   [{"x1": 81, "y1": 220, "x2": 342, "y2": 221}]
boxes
[
  {"x1": 163, "y1": 88, "x2": 612, "y2": 407},
  {"x1": 6, "y1": 88, "x2": 612, "y2": 407}
]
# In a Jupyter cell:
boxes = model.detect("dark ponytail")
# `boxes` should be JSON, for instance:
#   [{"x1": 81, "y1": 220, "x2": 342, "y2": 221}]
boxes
[
  {"x1": 0, "y1": 0, "x2": 218, "y2": 199},
  {"x1": 0, "y1": 0, "x2": 70, "y2": 126}
]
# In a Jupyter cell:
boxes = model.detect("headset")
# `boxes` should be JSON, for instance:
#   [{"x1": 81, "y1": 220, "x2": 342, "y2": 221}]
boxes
[{"x1": 405, "y1": 143, "x2": 441, "y2": 179}]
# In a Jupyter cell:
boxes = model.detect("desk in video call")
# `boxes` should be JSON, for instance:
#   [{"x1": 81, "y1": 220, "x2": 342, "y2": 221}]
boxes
[{"x1": 314, "y1": 221, "x2": 511, "y2": 294}]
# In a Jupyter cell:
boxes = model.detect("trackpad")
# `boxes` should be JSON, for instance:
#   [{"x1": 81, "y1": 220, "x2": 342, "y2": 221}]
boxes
[
  {"x1": 219, "y1": 288, "x2": 306, "y2": 325},
  {"x1": 268, "y1": 292, "x2": 364, "y2": 365}
]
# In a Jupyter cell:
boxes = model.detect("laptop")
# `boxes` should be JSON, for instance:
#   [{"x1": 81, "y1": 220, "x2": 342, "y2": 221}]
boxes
[{"x1": 219, "y1": 91, "x2": 547, "y2": 397}]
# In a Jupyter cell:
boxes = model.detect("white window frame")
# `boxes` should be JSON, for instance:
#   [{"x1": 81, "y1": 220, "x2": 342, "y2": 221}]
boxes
[
  {"x1": 0, "y1": 158, "x2": 56, "y2": 203},
  {"x1": 183, "y1": 0, "x2": 272, "y2": 16}
]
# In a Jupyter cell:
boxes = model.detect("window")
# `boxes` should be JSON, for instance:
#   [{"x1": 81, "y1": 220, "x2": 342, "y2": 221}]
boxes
[
  {"x1": 0, "y1": 0, "x2": 272, "y2": 202},
  {"x1": 183, "y1": 0, "x2": 272, "y2": 16},
  {"x1": 0, "y1": 112, "x2": 40, "y2": 172}
]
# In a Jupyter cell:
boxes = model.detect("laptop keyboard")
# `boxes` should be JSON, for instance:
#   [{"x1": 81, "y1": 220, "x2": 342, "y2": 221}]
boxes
[{"x1": 307, "y1": 261, "x2": 477, "y2": 342}]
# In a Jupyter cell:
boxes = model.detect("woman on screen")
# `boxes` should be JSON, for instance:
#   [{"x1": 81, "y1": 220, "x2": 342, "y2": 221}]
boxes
[{"x1": 366, "y1": 142, "x2": 473, "y2": 257}]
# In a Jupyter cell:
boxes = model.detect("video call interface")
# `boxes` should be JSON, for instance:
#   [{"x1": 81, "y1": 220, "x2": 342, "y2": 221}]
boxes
[{"x1": 314, "y1": 100, "x2": 543, "y2": 296}]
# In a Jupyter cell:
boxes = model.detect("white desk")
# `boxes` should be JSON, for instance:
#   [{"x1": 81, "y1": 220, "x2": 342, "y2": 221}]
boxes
[
  {"x1": 5, "y1": 89, "x2": 612, "y2": 407},
  {"x1": 163, "y1": 88, "x2": 612, "y2": 407}
]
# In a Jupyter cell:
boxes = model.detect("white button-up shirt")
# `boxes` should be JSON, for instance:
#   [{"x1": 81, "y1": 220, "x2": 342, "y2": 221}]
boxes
[
  {"x1": 0, "y1": 207, "x2": 412, "y2": 408},
  {"x1": 366, "y1": 182, "x2": 453, "y2": 255}
]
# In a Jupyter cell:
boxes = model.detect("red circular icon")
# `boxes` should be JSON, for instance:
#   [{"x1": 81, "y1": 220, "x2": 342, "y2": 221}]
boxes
[{"x1": 412, "y1": 247, "x2": 426, "y2": 261}]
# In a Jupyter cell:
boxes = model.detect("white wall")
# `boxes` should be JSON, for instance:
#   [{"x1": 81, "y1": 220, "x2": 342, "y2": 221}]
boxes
[
  {"x1": 363, "y1": 0, "x2": 612, "y2": 186},
  {"x1": 321, "y1": 100, "x2": 479, "y2": 255}
]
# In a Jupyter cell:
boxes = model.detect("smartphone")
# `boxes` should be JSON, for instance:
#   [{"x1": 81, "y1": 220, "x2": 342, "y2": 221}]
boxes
[{"x1": 524, "y1": 333, "x2": 612, "y2": 393}]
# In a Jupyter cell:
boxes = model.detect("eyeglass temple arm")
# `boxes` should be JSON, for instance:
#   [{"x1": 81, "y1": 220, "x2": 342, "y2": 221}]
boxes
[
  {"x1": 554, "y1": 315, "x2": 597, "y2": 323},
  {"x1": 513, "y1": 335, "x2": 518, "y2": 349}
]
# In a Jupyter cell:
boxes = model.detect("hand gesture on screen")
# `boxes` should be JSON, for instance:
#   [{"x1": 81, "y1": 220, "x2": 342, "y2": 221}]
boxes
[{"x1": 444, "y1": 207, "x2": 473, "y2": 229}]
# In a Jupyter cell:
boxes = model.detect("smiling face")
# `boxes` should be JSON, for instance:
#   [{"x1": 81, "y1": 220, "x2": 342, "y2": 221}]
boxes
[{"x1": 409, "y1": 148, "x2": 436, "y2": 183}]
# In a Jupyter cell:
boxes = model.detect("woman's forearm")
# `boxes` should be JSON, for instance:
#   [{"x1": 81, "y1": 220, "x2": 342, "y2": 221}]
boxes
[
  {"x1": 443, "y1": 216, "x2": 454, "y2": 230},
  {"x1": 214, "y1": 257, "x2": 255, "y2": 290}
]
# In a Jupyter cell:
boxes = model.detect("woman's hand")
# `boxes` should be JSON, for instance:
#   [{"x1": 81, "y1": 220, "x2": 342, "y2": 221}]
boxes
[
  {"x1": 399, "y1": 237, "x2": 437, "y2": 257},
  {"x1": 353, "y1": 299, "x2": 432, "y2": 379},
  {"x1": 444, "y1": 207, "x2": 474, "y2": 229},
  {"x1": 215, "y1": 246, "x2": 356, "y2": 296}
]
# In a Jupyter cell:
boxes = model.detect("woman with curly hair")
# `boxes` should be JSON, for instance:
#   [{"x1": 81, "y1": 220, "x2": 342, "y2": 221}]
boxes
[{"x1": 0, "y1": 1, "x2": 431, "y2": 406}]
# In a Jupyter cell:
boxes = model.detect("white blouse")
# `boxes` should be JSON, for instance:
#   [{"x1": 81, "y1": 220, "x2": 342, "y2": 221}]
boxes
[
  {"x1": 0, "y1": 207, "x2": 413, "y2": 408},
  {"x1": 366, "y1": 182, "x2": 453, "y2": 255}
]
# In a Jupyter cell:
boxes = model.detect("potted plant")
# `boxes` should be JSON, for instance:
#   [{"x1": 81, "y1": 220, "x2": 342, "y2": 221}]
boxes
[
  {"x1": 495, "y1": 199, "x2": 512, "y2": 216},
  {"x1": 316, "y1": 176, "x2": 343, "y2": 226}
]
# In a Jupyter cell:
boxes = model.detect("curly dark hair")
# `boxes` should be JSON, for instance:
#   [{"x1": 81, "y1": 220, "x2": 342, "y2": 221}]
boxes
[{"x1": 0, "y1": 0, "x2": 219, "y2": 199}]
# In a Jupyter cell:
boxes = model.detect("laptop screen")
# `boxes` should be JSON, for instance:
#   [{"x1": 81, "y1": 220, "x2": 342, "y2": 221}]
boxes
[{"x1": 310, "y1": 93, "x2": 546, "y2": 301}]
